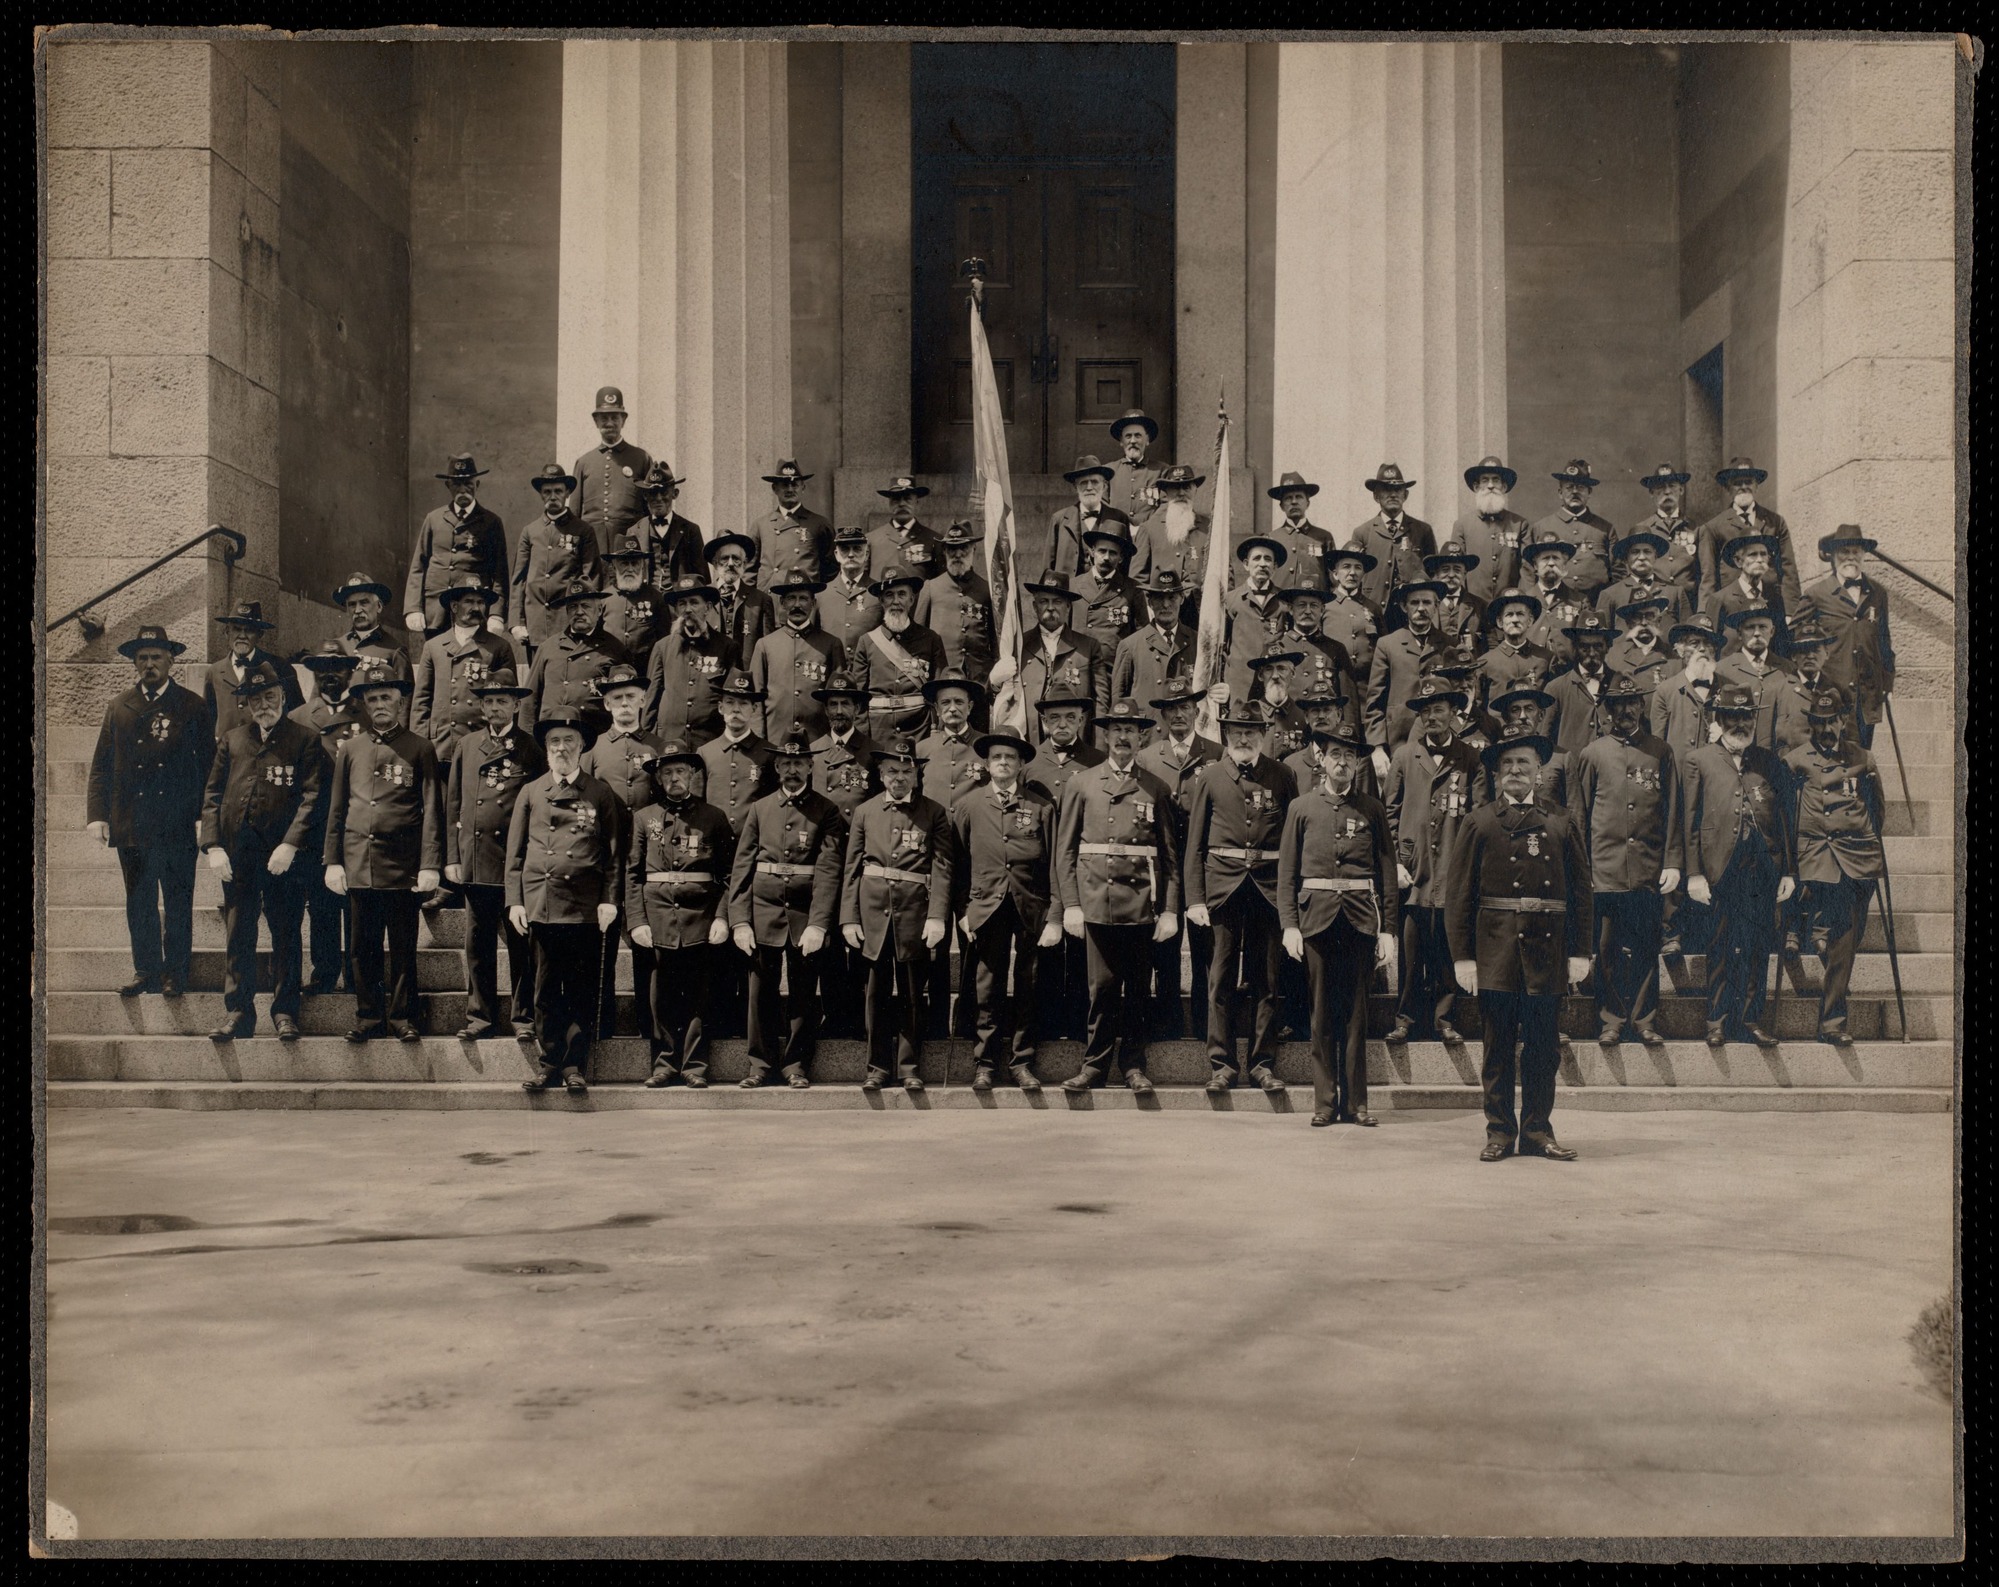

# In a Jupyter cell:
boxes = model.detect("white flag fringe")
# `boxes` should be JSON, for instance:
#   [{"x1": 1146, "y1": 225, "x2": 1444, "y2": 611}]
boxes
[
  {"x1": 968, "y1": 290, "x2": 1027, "y2": 735},
  {"x1": 1190, "y1": 409, "x2": 1232, "y2": 742}
]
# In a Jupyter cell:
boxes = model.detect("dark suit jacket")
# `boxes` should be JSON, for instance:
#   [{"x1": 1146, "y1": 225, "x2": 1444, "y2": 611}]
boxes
[
  {"x1": 504, "y1": 770, "x2": 624, "y2": 922},
  {"x1": 88, "y1": 681, "x2": 215, "y2": 850},
  {"x1": 1676, "y1": 740, "x2": 1795, "y2": 884},
  {"x1": 1444, "y1": 799, "x2": 1593, "y2": 995},
  {"x1": 444, "y1": 729, "x2": 543, "y2": 887},
  {"x1": 204, "y1": 651, "x2": 305, "y2": 741},
  {"x1": 404, "y1": 503, "x2": 510, "y2": 630},
  {"x1": 322, "y1": 728, "x2": 445, "y2": 888},
  {"x1": 727, "y1": 786, "x2": 846, "y2": 947},
  {"x1": 951, "y1": 784, "x2": 1058, "y2": 935},
  {"x1": 841, "y1": 792, "x2": 955, "y2": 960},
  {"x1": 1276, "y1": 785, "x2": 1399, "y2": 940},
  {"x1": 199, "y1": 717, "x2": 325, "y2": 859},
  {"x1": 1183, "y1": 754, "x2": 1295, "y2": 913}
]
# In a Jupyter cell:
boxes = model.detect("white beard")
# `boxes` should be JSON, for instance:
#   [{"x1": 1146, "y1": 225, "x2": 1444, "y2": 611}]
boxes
[{"x1": 1162, "y1": 501, "x2": 1196, "y2": 545}]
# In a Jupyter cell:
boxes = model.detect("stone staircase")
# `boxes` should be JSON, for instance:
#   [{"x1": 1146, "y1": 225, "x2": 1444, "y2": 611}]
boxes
[{"x1": 38, "y1": 706, "x2": 1959, "y2": 1113}]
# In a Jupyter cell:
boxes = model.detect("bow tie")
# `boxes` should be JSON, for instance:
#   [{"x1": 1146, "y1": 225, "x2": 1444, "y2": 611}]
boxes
[
  {"x1": 1844, "y1": 578, "x2": 1864, "y2": 590},
  {"x1": 883, "y1": 798, "x2": 908, "y2": 810},
  {"x1": 1480, "y1": 513, "x2": 1505, "y2": 523},
  {"x1": 597, "y1": 444, "x2": 614, "y2": 454}
]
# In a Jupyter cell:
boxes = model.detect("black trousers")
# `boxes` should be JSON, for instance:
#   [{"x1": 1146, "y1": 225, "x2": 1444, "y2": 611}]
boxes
[
  {"x1": 968, "y1": 901, "x2": 1041, "y2": 1073},
  {"x1": 118, "y1": 841, "x2": 195, "y2": 983},
  {"x1": 747, "y1": 941, "x2": 820, "y2": 1077},
  {"x1": 1207, "y1": 888, "x2": 1282, "y2": 1072},
  {"x1": 817, "y1": 939, "x2": 866, "y2": 1038},
  {"x1": 304, "y1": 859, "x2": 347, "y2": 985},
  {"x1": 1039, "y1": 933, "x2": 1090, "y2": 1041},
  {"x1": 1082, "y1": 923, "x2": 1154, "y2": 1077},
  {"x1": 1593, "y1": 889, "x2": 1663, "y2": 1037},
  {"x1": 349, "y1": 887, "x2": 421, "y2": 1027},
  {"x1": 1809, "y1": 875, "x2": 1875, "y2": 1036},
  {"x1": 924, "y1": 926, "x2": 974, "y2": 1038},
  {"x1": 650, "y1": 941, "x2": 715, "y2": 1077},
  {"x1": 866, "y1": 948, "x2": 930, "y2": 1079},
  {"x1": 530, "y1": 920, "x2": 601, "y2": 1073},
  {"x1": 1305, "y1": 920, "x2": 1373, "y2": 1115},
  {"x1": 1396, "y1": 904, "x2": 1462, "y2": 1034},
  {"x1": 1478, "y1": 988, "x2": 1561, "y2": 1145},
  {"x1": 461, "y1": 883, "x2": 532, "y2": 1033},
  {"x1": 1705, "y1": 844, "x2": 1778, "y2": 1033},
  {"x1": 1149, "y1": 922, "x2": 1212, "y2": 1037},
  {"x1": 596, "y1": 924, "x2": 657, "y2": 1041},
  {"x1": 219, "y1": 858, "x2": 306, "y2": 1020}
]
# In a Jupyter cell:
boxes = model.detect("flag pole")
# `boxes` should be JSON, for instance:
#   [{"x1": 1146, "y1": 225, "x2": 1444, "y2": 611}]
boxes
[{"x1": 1191, "y1": 387, "x2": 1232, "y2": 743}]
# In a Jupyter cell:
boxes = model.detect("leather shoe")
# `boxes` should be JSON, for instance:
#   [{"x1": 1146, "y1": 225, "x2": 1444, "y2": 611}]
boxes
[
  {"x1": 1597, "y1": 1027, "x2": 1622, "y2": 1049},
  {"x1": 683, "y1": 1073, "x2": 709, "y2": 1088},
  {"x1": 522, "y1": 1067, "x2": 558, "y2": 1092},
  {"x1": 738, "y1": 1074, "x2": 762, "y2": 1089},
  {"x1": 861, "y1": 1070, "x2": 885, "y2": 1091},
  {"x1": 346, "y1": 1025, "x2": 387, "y2": 1044},
  {"x1": 1479, "y1": 1138, "x2": 1514, "y2": 1162},
  {"x1": 117, "y1": 977, "x2": 161, "y2": 998},
  {"x1": 1254, "y1": 1068, "x2": 1285, "y2": 1093},
  {"x1": 1126, "y1": 1071, "x2": 1154, "y2": 1095},
  {"x1": 457, "y1": 1023, "x2": 495, "y2": 1041},
  {"x1": 1659, "y1": 936, "x2": 1683, "y2": 957},
  {"x1": 210, "y1": 1017, "x2": 255, "y2": 1042},
  {"x1": 644, "y1": 1068, "x2": 675, "y2": 1088},
  {"x1": 786, "y1": 1071, "x2": 811, "y2": 1089},
  {"x1": 1011, "y1": 1066, "x2": 1041, "y2": 1093},
  {"x1": 1636, "y1": 1025, "x2": 1667, "y2": 1050},
  {"x1": 391, "y1": 1022, "x2": 422, "y2": 1044},
  {"x1": 1819, "y1": 1029, "x2": 1855, "y2": 1051},
  {"x1": 1348, "y1": 1106, "x2": 1378, "y2": 1127},
  {"x1": 562, "y1": 1069, "x2": 588, "y2": 1094},
  {"x1": 971, "y1": 1068, "x2": 994, "y2": 1092},
  {"x1": 273, "y1": 1015, "x2": 300, "y2": 1044},
  {"x1": 306, "y1": 977, "x2": 339, "y2": 997},
  {"x1": 1205, "y1": 1071, "x2": 1233, "y2": 1093},
  {"x1": 160, "y1": 975, "x2": 185, "y2": 999},
  {"x1": 1522, "y1": 1138, "x2": 1578, "y2": 1161},
  {"x1": 1435, "y1": 1022, "x2": 1466, "y2": 1045},
  {"x1": 1745, "y1": 1025, "x2": 1780, "y2": 1050},
  {"x1": 1705, "y1": 1024, "x2": 1728, "y2": 1050},
  {"x1": 1061, "y1": 1070, "x2": 1096, "y2": 1092},
  {"x1": 1310, "y1": 1110, "x2": 1336, "y2": 1127},
  {"x1": 903, "y1": 1075, "x2": 925, "y2": 1093},
  {"x1": 1385, "y1": 1019, "x2": 1413, "y2": 1044}
]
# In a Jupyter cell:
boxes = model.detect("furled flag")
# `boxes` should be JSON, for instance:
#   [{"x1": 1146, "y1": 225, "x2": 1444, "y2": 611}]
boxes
[
  {"x1": 1190, "y1": 400, "x2": 1233, "y2": 742},
  {"x1": 968, "y1": 280, "x2": 1027, "y2": 734}
]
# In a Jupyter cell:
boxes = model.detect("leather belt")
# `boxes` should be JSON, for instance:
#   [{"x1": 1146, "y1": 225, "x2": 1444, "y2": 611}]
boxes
[
  {"x1": 756, "y1": 861, "x2": 815, "y2": 878},
  {"x1": 871, "y1": 693, "x2": 926, "y2": 711},
  {"x1": 1212, "y1": 846, "x2": 1279, "y2": 863},
  {"x1": 646, "y1": 871, "x2": 715, "y2": 884},
  {"x1": 1080, "y1": 842, "x2": 1154, "y2": 858},
  {"x1": 1480, "y1": 897, "x2": 1565, "y2": 914},
  {"x1": 864, "y1": 863, "x2": 930, "y2": 885},
  {"x1": 1301, "y1": 878, "x2": 1373, "y2": 893}
]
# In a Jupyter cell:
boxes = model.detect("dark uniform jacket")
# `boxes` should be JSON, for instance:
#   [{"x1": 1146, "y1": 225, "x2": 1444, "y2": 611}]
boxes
[
  {"x1": 635, "y1": 513, "x2": 706, "y2": 595},
  {"x1": 810, "y1": 729, "x2": 878, "y2": 816},
  {"x1": 1451, "y1": 510, "x2": 1531, "y2": 604},
  {"x1": 716, "y1": 584, "x2": 776, "y2": 659},
  {"x1": 753, "y1": 506, "x2": 836, "y2": 584},
  {"x1": 750, "y1": 622, "x2": 848, "y2": 744},
  {"x1": 583, "y1": 727, "x2": 665, "y2": 815},
  {"x1": 1017, "y1": 627, "x2": 1110, "y2": 740},
  {"x1": 642, "y1": 627, "x2": 738, "y2": 746},
  {"x1": 601, "y1": 586, "x2": 667, "y2": 661},
  {"x1": 1713, "y1": 653, "x2": 1790, "y2": 750},
  {"x1": 1696, "y1": 504, "x2": 1800, "y2": 608},
  {"x1": 1048, "y1": 504, "x2": 1132, "y2": 577},
  {"x1": 1531, "y1": 509, "x2": 1616, "y2": 596},
  {"x1": 1276, "y1": 785, "x2": 1399, "y2": 940},
  {"x1": 1383, "y1": 733, "x2": 1482, "y2": 909},
  {"x1": 89, "y1": 681, "x2": 215, "y2": 850},
  {"x1": 842, "y1": 791, "x2": 954, "y2": 961},
  {"x1": 1321, "y1": 590, "x2": 1383, "y2": 679},
  {"x1": 1259, "y1": 701, "x2": 1313, "y2": 765},
  {"x1": 698, "y1": 732, "x2": 778, "y2": 834},
  {"x1": 727, "y1": 785, "x2": 846, "y2": 947},
  {"x1": 204, "y1": 651, "x2": 306, "y2": 740},
  {"x1": 1364, "y1": 628, "x2": 1444, "y2": 750},
  {"x1": 1773, "y1": 672, "x2": 1839, "y2": 761},
  {"x1": 1054, "y1": 758, "x2": 1181, "y2": 925},
  {"x1": 1704, "y1": 578, "x2": 1789, "y2": 652},
  {"x1": 854, "y1": 620, "x2": 949, "y2": 739},
  {"x1": 1444, "y1": 799, "x2": 1593, "y2": 996},
  {"x1": 1345, "y1": 512, "x2": 1436, "y2": 612},
  {"x1": 524, "y1": 628, "x2": 630, "y2": 736},
  {"x1": 865, "y1": 521, "x2": 943, "y2": 585},
  {"x1": 951, "y1": 783, "x2": 1058, "y2": 936},
  {"x1": 412, "y1": 627, "x2": 518, "y2": 763},
  {"x1": 1131, "y1": 515, "x2": 1212, "y2": 592},
  {"x1": 1676, "y1": 740, "x2": 1795, "y2": 885},
  {"x1": 1477, "y1": 748, "x2": 1569, "y2": 814},
  {"x1": 1784, "y1": 741, "x2": 1884, "y2": 884},
  {"x1": 1573, "y1": 731, "x2": 1680, "y2": 892},
  {"x1": 323, "y1": 727, "x2": 445, "y2": 889},
  {"x1": 1135, "y1": 734, "x2": 1220, "y2": 845},
  {"x1": 817, "y1": 575, "x2": 884, "y2": 652},
  {"x1": 339, "y1": 626, "x2": 412, "y2": 683},
  {"x1": 1607, "y1": 637, "x2": 1674, "y2": 692},
  {"x1": 1629, "y1": 514, "x2": 1703, "y2": 603},
  {"x1": 1267, "y1": 520, "x2": 1335, "y2": 589},
  {"x1": 1523, "y1": 586, "x2": 1590, "y2": 676},
  {"x1": 1106, "y1": 459, "x2": 1161, "y2": 529},
  {"x1": 444, "y1": 728, "x2": 544, "y2": 887},
  {"x1": 1283, "y1": 747, "x2": 1382, "y2": 805},
  {"x1": 1799, "y1": 573, "x2": 1895, "y2": 722},
  {"x1": 510, "y1": 511, "x2": 602, "y2": 646},
  {"x1": 1546, "y1": 668, "x2": 1616, "y2": 759},
  {"x1": 1026, "y1": 739, "x2": 1105, "y2": 808},
  {"x1": 290, "y1": 695, "x2": 364, "y2": 851},
  {"x1": 199, "y1": 717, "x2": 325, "y2": 859},
  {"x1": 505, "y1": 769, "x2": 624, "y2": 924},
  {"x1": 1074, "y1": 569, "x2": 1142, "y2": 654},
  {"x1": 405, "y1": 503, "x2": 510, "y2": 631},
  {"x1": 917, "y1": 730, "x2": 987, "y2": 809},
  {"x1": 624, "y1": 794, "x2": 738, "y2": 947},
  {"x1": 572, "y1": 440, "x2": 653, "y2": 542},
  {"x1": 1184, "y1": 754, "x2": 1294, "y2": 914},
  {"x1": 1477, "y1": 639, "x2": 1553, "y2": 708},
  {"x1": 1651, "y1": 673, "x2": 1716, "y2": 761},
  {"x1": 1595, "y1": 574, "x2": 1690, "y2": 633},
  {"x1": 1111, "y1": 623, "x2": 1196, "y2": 712},
  {"x1": 915, "y1": 569, "x2": 997, "y2": 678}
]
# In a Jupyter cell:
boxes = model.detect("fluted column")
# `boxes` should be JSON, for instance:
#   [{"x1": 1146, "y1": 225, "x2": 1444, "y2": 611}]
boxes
[
  {"x1": 1269, "y1": 42, "x2": 1505, "y2": 532},
  {"x1": 558, "y1": 39, "x2": 791, "y2": 540}
]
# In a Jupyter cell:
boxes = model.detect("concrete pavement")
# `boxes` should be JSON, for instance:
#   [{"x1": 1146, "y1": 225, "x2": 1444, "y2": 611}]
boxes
[{"x1": 43, "y1": 1107, "x2": 1955, "y2": 1541}]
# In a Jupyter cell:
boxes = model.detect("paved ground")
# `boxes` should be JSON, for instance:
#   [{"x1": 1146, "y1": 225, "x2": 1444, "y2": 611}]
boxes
[{"x1": 43, "y1": 1107, "x2": 1955, "y2": 1541}]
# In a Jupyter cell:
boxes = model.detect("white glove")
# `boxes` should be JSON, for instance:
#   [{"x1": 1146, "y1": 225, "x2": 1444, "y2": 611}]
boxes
[
  {"x1": 1064, "y1": 907, "x2": 1085, "y2": 939},
  {"x1": 325, "y1": 864, "x2": 348, "y2": 896},
  {"x1": 632, "y1": 924, "x2": 654, "y2": 949},
  {"x1": 1776, "y1": 876, "x2": 1796, "y2": 903},
  {"x1": 1206, "y1": 682, "x2": 1230, "y2": 708},
  {"x1": 487, "y1": 615, "x2": 507, "y2": 635},
  {"x1": 733, "y1": 923, "x2": 757, "y2": 956},
  {"x1": 1037, "y1": 920, "x2": 1064, "y2": 949},
  {"x1": 1372, "y1": 747, "x2": 1391, "y2": 782},
  {"x1": 207, "y1": 848, "x2": 233, "y2": 881},
  {"x1": 88, "y1": 821, "x2": 111, "y2": 847},
  {"x1": 1567, "y1": 956, "x2": 1591, "y2": 986},
  {"x1": 511, "y1": 625, "x2": 530, "y2": 643},
  {"x1": 416, "y1": 869, "x2": 441, "y2": 895},
  {"x1": 922, "y1": 917, "x2": 948, "y2": 951},
  {"x1": 509, "y1": 903, "x2": 529, "y2": 934},
  {"x1": 267, "y1": 842, "x2": 296, "y2": 876},
  {"x1": 1152, "y1": 911, "x2": 1179, "y2": 943},
  {"x1": 987, "y1": 655, "x2": 1018, "y2": 690},
  {"x1": 1455, "y1": 959, "x2": 1478, "y2": 995},
  {"x1": 1658, "y1": 868, "x2": 1681, "y2": 895},
  {"x1": 444, "y1": 863, "x2": 464, "y2": 884},
  {"x1": 1282, "y1": 927, "x2": 1305, "y2": 962},
  {"x1": 707, "y1": 918, "x2": 729, "y2": 947},
  {"x1": 1396, "y1": 863, "x2": 1413, "y2": 890},
  {"x1": 800, "y1": 926, "x2": 827, "y2": 956},
  {"x1": 405, "y1": 612, "x2": 427, "y2": 633},
  {"x1": 596, "y1": 902, "x2": 618, "y2": 931},
  {"x1": 842, "y1": 923, "x2": 866, "y2": 950},
  {"x1": 1185, "y1": 904, "x2": 1211, "y2": 929},
  {"x1": 1687, "y1": 874, "x2": 1712, "y2": 905},
  {"x1": 1377, "y1": 932, "x2": 1399, "y2": 991}
]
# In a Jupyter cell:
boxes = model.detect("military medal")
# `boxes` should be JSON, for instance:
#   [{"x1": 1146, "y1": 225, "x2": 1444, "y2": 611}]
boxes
[
  {"x1": 1527, "y1": 833, "x2": 1541, "y2": 856},
  {"x1": 150, "y1": 714, "x2": 172, "y2": 741}
]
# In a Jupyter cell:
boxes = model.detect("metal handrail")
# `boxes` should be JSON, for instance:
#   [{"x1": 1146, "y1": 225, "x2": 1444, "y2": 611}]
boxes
[
  {"x1": 1869, "y1": 546, "x2": 1954, "y2": 605},
  {"x1": 48, "y1": 524, "x2": 246, "y2": 638}
]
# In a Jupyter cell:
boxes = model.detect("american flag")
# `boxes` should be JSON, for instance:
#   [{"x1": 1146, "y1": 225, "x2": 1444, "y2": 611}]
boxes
[
  {"x1": 1190, "y1": 403, "x2": 1233, "y2": 741},
  {"x1": 968, "y1": 284, "x2": 1026, "y2": 735}
]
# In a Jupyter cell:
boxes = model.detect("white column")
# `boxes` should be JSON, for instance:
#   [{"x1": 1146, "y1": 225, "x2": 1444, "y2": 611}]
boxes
[
  {"x1": 558, "y1": 39, "x2": 792, "y2": 539},
  {"x1": 1270, "y1": 42, "x2": 1505, "y2": 532}
]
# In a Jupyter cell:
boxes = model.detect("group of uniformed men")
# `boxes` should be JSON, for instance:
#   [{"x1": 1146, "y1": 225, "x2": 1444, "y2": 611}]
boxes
[{"x1": 84, "y1": 391, "x2": 1903, "y2": 1157}]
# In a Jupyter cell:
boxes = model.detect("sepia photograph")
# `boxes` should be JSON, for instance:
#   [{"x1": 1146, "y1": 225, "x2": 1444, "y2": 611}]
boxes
[{"x1": 33, "y1": 24, "x2": 1965, "y2": 1560}]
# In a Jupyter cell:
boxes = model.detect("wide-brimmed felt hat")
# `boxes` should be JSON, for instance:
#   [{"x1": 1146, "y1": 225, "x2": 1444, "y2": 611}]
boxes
[
  {"x1": 868, "y1": 732, "x2": 921, "y2": 764},
  {"x1": 1325, "y1": 542, "x2": 1378, "y2": 573},
  {"x1": 639, "y1": 461, "x2": 684, "y2": 491},
  {"x1": 1310, "y1": 727, "x2": 1369, "y2": 754},
  {"x1": 1482, "y1": 730, "x2": 1554, "y2": 770},
  {"x1": 1267, "y1": 470, "x2": 1321, "y2": 500},
  {"x1": 1247, "y1": 647, "x2": 1304, "y2": 672},
  {"x1": 703, "y1": 533, "x2": 757, "y2": 565},
  {"x1": 1819, "y1": 525, "x2": 1879, "y2": 559},
  {"x1": 595, "y1": 662, "x2": 645, "y2": 697},
  {"x1": 534, "y1": 707, "x2": 596, "y2": 748},
  {"x1": 1142, "y1": 568, "x2": 1190, "y2": 599},
  {"x1": 1525, "y1": 532, "x2": 1575, "y2": 561},
  {"x1": 1723, "y1": 604, "x2": 1781, "y2": 633},
  {"x1": 761, "y1": 459, "x2": 814, "y2": 485},
  {"x1": 1424, "y1": 540, "x2": 1482, "y2": 573},
  {"x1": 659, "y1": 574, "x2": 720, "y2": 605},
  {"x1": 1722, "y1": 532, "x2": 1781, "y2": 567},
  {"x1": 1218, "y1": 699, "x2": 1270, "y2": 730},
  {"x1": 331, "y1": 571, "x2": 394, "y2": 605},
  {"x1": 602, "y1": 534, "x2": 651, "y2": 562},
  {"x1": 1082, "y1": 526, "x2": 1133, "y2": 557},
  {"x1": 1035, "y1": 693, "x2": 1096, "y2": 716},
  {"x1": 1097, "y1": 699, "x2": 1156, "y2": 730},
  {"x1": 590, "y1": 386, "x2": 628, "y2": 415},
  {"x1": 1393, "y1": 579, "x2": 1450, "y2": 603},
  {"x1": 876, "y1": 473, "x2": 930, "y2": 500},
  {"x1": 1463, "y1": 454, "x2": 1518, "y2": 492},
  {"x1": 771, "y1": 728, "x2": 821, "y2": 759},
  {"x1": 1422, "y1": 655, "x2": 1478, "y2": 680},
  {"x1": 300, "y1": 640, "x2": 359, "y2": 673},
  {"x1": 1616, "y1": 594, "x2": 1671, "y2": 621},
  {"x1": 1804, "y1": 684, "x2": 1852, "y2": 720},
  {"x1": 1615, "y1": 528, "x2": 1671, "y2": 559},
  {"x1": 551, "y1": 579, "x2": 608, "y2": 609},
  {"x1": 217, "y1": 599, "x2": 275, "y2": 631},
  {"x1": 1784, "y1": 616, "x2": 1831, "y2": 649},
  {"x1": 435, "y1": 453, "x2": 488, "y2": 482},
  {"x1": 811, "y1": 670, "x2": 872, "y2": 704},
  {"x1": 1669, "y1": 613, "x2": 1722, "y2": 647},
  {"x1": 1064, "y1": 454, "x2": 1117, "y2": 483},
  {"x1": 643, "y1": 740, "x2": 703, "y2": 770},
  {"x1": 1486, "y1": 586, "x2": 1543, "y2": 621},
  {"x1": 437, "y1": 579, "x2": 500, "y2": 608},
  {"x1": 973, "y1": 730, "x2": 1036, "y2": 763},
  {"x1": 937, "y1": 521, "x2": 981, "y2": 550},
  {"x1": 1563, "y1": 611, "x2": 1613, "y2": 642},
  {"x1": 1711, "y1": 683, "x2": 1759, "y2": 716},
  {"x1": 1552, "y1": 459, "x2": 1600, "y2": 489},
  {"x1": 1365, "y1": 462, "x2": 1414, "y2": 493},
  {"x1": 471, "y1": 666, "x2": 530, "y2": 697},
  {"x1": 1148, "y1": 674, "x2": 1203, "y2": 709},
  {"x1": 1490, "y1": 686, "x2": 1555, "y2": 716},
  {"x1": 766, "y1": 566, "x2": 828, "y2": 596},
  {"x1": 832, "y1": 524, "x2": 869, "y2": 547},
  {"x1": 718, "y1": 669, "x2": 767, "y2": 702},
  {"x1": 1155, "y1": 463, "x2": 1205, "y2": 489},
  {"x1": 231, "y1": 660, "x2": 290, "y2": 698},
  {"x1": 869, "y1": 564, "x2": 925, "y2": 596},
  {"x1": 351, "y1": 662, "x2": 413, "y2": 697},
  {"x1": 1603, "y1": 675, "x2": 1652, "y2": 703},
  {"x1": 1410, "y1": 675, "x2": 1469, "y2": 711},
  {"x1": 1109, "y1": 409, "x2": 1159, "y2": 443},
  {"x1": 1715, "y1": 456, "x2": 1769, "y2": 487},
  {"x1": 923, "y1": 668, "x2": 986, "y2": 704},
  {"x1": 1023, "y1": 568, "x2": 1081, "y2": 599},
  {"x1": 1235, "y1": 536, "x2": 1290, "y2": 567},
  {"x1": 1278, "y1": 579, "x2": 1329, "y2": 604},
  {"x1": 1640, "y1": 462, "x2": 1692, "y2": 490},
  {"x1": 528, "y1": 462, "x2": 579, "y2": 492}
]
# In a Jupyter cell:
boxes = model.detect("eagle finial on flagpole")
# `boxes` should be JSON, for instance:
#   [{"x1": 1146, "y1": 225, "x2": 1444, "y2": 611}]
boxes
[{"x1": 962, "y1": 257, "x2": 987, "y2": 317}]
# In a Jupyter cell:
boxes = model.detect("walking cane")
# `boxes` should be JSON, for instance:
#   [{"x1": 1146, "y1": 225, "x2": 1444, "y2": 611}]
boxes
[
  {"x1": 1866, "y1": 771, "x2": 1911, "y2": 1042},
  {"x1": 1882, "y1": 696, "x2": 1917, "y2": 819}
]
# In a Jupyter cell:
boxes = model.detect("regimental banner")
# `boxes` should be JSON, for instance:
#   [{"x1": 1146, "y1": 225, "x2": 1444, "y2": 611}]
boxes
[
  {"x1": 1191, "y1": 404, "x2": 1233, "y2": 742},
  {"x1": 968, "y1": 281, "x2": 1027, "y2": 737}
]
